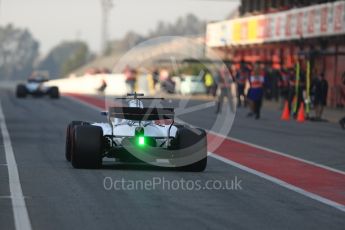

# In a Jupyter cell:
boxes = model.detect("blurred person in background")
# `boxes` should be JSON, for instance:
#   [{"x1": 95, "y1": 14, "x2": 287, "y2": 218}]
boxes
[
  {"x1": 271, "y1": 68, "x2": 281, "y2": 102},
  {"x1": 339, "y1": 73, "x2": 345, "y2": 129},
  {"x1": 215, "y1": 65, "x2": 235, "y2": 114},
  {"x1": 97, "y1": 78, "x2": 107, "y2": 95},
  {"x1": 160, "y1": 68, "x2": 175, "y2": 94},
  {"x1": 288, "y1": 64, "x2": 306, "y2": 117},
  {"x1": 235, "y1": 61, "x2": 250, "y2": 107},
  {"x1": 123, "y1": 65, "x2": 137, "y2": 93},
  {"x1": 311, "y1": 73, "x2": 328, "y2": 121},
  {"x1": 203, "y1": 69, "x2": 216, "y2": 97},
  {"x1": 152, "y1": 68, "x2": 159, "y2": 90},
  {"x1": 263, "y1": 64, "x2": 273, "y2": 100},
  {"x1": 336, "y1": 71, "x2": 345, "y2": 108},
  {"x1": 340, "y1": 117, "x2": 345, "y2": 129},
  {"x1": 279, "y1": 68, "x2": 291, "y2": 107},
  {"x1": 247, "y1": 64, "x2": 265, "y2": 119}
]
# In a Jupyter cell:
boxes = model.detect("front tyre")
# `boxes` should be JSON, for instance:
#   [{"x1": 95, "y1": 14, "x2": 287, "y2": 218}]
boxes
[
  {"x1": 49, "y1": 86, "x2": 60, "y2": 99},
  {"x1": 16, "y1": 84, "x2": 27, "y2": 98},
  {"x1": 71, "y1": 125, "x2": 103, "y2": 169}
]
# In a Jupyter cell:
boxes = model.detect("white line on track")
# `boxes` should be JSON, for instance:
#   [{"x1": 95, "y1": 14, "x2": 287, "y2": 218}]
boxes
[
  {"x1": 208, "y1": 152, "x2": 345, "y2": 213},
  {"x1": 0, "y1": 101, "x2": 32, "y2": 230},
  {"x1": 0, "y1": 196, "x2": 30, "y2": 199},
  {"x1": 0, "y1": 196, "x2": 13, "y2": 199}
]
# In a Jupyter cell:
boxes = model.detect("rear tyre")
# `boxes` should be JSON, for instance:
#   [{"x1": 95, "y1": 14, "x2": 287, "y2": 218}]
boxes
[
  {"x1": 65, "y1": 121, "x2": 90, "y2": 161},
  {"x1": 71, "y1": 125, "x2": 103, "y2": 169},
  {"x1": 175, "y1": 127, "x2": 207, "y2": 172},
  {"x1": 49, "y1": 86, "x2": 60, "y2": 99},
  {"x1": 16, "y1": 84, "x2": 27, "y2": 98}
]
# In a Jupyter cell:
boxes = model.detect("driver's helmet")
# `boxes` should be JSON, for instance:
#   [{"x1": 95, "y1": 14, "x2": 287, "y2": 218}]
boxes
[
  {"x1": 128, "y1": 99, "x2": 144, "y2": 108},
  {"x1": 128, "y1": 99, "x2": 152, "y2": 125}
]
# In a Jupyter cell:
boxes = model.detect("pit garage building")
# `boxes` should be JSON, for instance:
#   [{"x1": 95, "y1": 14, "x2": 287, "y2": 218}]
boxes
[{"x1": 206, "y1": 0, "x2": 345, "y2": 107}]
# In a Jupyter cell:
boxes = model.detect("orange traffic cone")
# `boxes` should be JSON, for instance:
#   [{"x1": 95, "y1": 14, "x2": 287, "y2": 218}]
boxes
[
  {"x1": 297, "y1": 103, "x2": 305, "y2": 123},
  {"x1": 281, "y1": 101, "x2": 290, "y2": 121}
]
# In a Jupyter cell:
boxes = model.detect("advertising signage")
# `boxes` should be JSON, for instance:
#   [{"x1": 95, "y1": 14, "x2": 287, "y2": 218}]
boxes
[{"x1": 206, "y1": 1, "x2": 345, "y2": 47}]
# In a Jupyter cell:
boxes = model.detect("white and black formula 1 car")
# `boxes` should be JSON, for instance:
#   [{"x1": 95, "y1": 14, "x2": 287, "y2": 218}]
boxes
[
  {"x1": 65, "y1": 93, "x2": 207, "y2": 171},
  {"x1": 16, "y1": 76, "x2": 60, "y2": 99}
]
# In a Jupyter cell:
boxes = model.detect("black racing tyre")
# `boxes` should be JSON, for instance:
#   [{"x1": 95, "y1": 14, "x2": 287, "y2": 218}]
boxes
[
  {"x1": 65, "y1": 121, "x2": 90, "y2": 161},
  {"x1": 175, "y1": 127, "x2": 207, "y2": 172},
  {"x1": 65, "y1": 125, "x2": 72, "y2": 162},
  {"x1": 71, "y1": 125, "x2": 103, "y2": 169},
  {"x1": 49, "y1": 86, "x2": 60, "y2": 99},
  {"x1": 16, "y1": 84, "x2": 27, "y2": 98}
]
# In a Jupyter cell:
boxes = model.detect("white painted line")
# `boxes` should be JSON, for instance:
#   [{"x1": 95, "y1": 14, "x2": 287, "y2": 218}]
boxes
[
  {"x1": 208, "y1": 152, "x2": 345, "y2": 213},
  {"x1": 0, "y1": 195, "x2": 13, "y2": 199},
  {"x1": 0, "y1": 195, "x2": 30, "y2": 199},
  {"x1": 208, "y1": 130, "x2": 345, "y2": 176},
  {"x1": 0, "y1": 101, "x2": 32, "y2": 230}
]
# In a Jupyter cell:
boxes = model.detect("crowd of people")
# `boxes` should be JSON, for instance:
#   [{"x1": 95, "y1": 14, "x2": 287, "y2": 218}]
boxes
[
  {"x1": 115, "y1": 62, "x2": 345, "y2": 125},
  {"x1": 210, "y1": 62, "x2": 265, "y2": 119},
  {"x1": 201, "y1": 60, "x2": 333, "y2": 121}
]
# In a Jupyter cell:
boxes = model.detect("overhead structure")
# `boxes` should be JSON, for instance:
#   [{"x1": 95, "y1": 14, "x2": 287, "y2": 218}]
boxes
[{"x1": 100, "y1": 0, "x2": 113, "y2": 55}]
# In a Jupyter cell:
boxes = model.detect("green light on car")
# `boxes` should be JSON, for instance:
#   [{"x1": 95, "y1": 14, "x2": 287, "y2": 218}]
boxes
[{"x1": 138, "y1": 136, "x2": 145, "y2": 146}]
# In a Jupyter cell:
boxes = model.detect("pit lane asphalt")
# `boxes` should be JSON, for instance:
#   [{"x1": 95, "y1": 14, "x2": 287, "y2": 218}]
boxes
[{"x1": 0, "y1": 89, "x2": 344, "y2": 230}]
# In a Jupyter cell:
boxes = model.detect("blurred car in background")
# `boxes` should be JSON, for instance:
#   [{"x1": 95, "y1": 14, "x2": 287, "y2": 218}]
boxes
[
  {"x1": 180, "y1": 75, "x2": 206, "y2": 95},
  {"x1": 16, "y1": 71, "x2": 60, "y2": 99}
]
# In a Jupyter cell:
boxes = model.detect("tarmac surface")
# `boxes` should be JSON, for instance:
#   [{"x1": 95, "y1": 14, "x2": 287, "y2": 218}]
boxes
[{"x1": 0, "y1": 88, "x2": 345, "y2": 230}]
